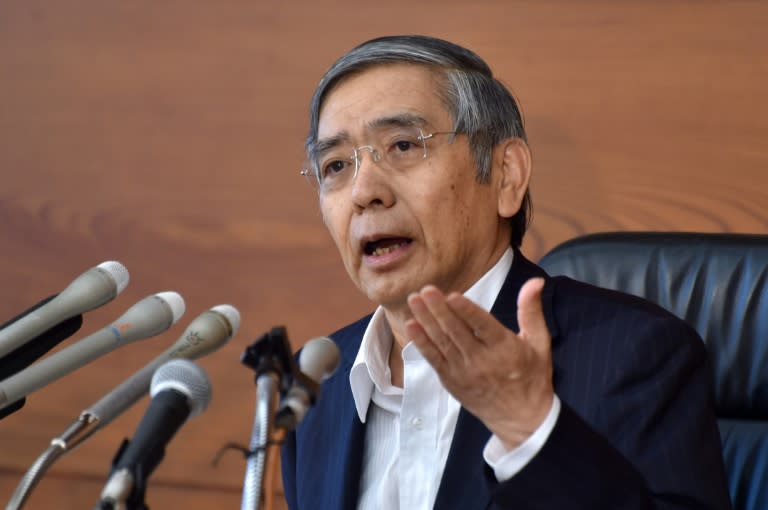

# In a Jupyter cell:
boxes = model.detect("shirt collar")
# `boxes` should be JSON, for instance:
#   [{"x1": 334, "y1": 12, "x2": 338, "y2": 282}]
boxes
[{"x1": 349, "y1": 248, "x2": 515, "y2": 422}]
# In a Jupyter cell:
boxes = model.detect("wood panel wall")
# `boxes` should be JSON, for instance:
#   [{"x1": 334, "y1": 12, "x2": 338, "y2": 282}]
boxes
[{"x1": 0, "y1": 1, "x2": 765, "y2": 508}]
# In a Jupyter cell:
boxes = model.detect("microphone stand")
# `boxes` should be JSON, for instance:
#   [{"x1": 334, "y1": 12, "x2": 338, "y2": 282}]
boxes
[
  {"x1": 239, "y1": 327, "x2": 297, "y2": 510},
  {"x1": 95, "y1": 438, "x2": 157, "y2": 510},
  {"x1": 7, "y1": 412, "x2": 100, "y2": 510},
  {"x1": 95, "y1": 465, "x2": 145, "y2": 510}
]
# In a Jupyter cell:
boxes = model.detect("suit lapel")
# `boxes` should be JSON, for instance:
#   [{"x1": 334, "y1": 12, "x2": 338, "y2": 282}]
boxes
[
  {"x1": 334, "y1": 321, "x2": 369, "y2": 510},
  {"x1": 432, "y1": 408, "x2": 496, "y2": 509}
]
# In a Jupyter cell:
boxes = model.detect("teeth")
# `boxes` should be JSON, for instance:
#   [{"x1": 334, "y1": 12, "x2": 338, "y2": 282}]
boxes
[{"x1": 371, "y1": 241, "x2": 407, "y2": 256}]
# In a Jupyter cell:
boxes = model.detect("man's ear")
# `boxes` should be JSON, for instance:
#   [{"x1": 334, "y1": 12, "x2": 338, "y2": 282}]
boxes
[{"x1": 495, "y1": 137, "x2": 532, "y2": 219}]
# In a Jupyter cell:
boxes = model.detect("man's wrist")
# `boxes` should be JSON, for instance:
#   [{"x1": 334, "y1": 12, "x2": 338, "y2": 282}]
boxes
[{"x1": 483, "y1": 395, "x2": 562, "y2": 481}]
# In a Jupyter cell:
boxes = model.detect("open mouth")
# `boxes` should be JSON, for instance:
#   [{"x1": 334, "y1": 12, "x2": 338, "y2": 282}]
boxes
[{"x1": 363, "y1": 237, "x2": 412, "y2": 257}]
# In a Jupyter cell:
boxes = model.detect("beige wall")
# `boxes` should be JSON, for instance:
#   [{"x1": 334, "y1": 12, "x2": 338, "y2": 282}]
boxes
[{"x1": 0, "y1": 1, "x2": 766, "y2": 508}]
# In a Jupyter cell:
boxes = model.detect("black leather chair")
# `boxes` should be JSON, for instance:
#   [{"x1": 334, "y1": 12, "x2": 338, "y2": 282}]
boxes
[{"x1": 538, "y1": 232, "x2": 768, "y2": 510}]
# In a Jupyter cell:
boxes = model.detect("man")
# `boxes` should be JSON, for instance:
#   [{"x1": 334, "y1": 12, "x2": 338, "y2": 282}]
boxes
[{"x1": 281, "y1": 35, "x2": 732, "y2": 509}]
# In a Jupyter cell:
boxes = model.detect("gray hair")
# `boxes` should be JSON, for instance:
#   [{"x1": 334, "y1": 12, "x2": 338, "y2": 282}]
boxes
[{"x1": 306, "y1": 35, "x2": 531, "y2": 247}]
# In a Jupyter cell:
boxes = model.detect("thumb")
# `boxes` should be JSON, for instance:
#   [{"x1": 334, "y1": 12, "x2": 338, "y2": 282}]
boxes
[{"x1": 517, "y1": 277, "x2": 550, "y2": 352}]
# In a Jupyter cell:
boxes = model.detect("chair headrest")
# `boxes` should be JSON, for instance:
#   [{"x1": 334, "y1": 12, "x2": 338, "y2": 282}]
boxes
[{"x1": 539, "y1": 232, "x2": 768, "y2": 419}]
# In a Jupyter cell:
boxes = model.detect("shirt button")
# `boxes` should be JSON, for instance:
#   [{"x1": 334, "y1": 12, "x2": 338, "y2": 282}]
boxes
[{"x1": 411, "y1": 417, "x2": 423, "y2": 429}]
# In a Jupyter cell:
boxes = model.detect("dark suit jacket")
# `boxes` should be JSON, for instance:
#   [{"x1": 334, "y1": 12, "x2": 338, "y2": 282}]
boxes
[{"x1": 281, "y1": 251, "x2": 733, "y2": 509}]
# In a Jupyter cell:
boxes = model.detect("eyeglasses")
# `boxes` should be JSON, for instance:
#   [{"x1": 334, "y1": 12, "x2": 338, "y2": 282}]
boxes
[{"x1": 300, "y1": 127, "x2": 457, "y2": 194}]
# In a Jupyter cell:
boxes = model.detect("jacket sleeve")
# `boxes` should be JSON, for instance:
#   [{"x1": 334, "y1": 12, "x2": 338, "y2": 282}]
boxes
[{"x1": 491, "y1": 313, "x2": 732, "y2": 510}]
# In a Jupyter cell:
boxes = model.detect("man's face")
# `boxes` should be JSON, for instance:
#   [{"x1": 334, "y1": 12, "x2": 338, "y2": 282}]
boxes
[{"x1": 316, "y1": 64, "x2": 513, "y2": 311}]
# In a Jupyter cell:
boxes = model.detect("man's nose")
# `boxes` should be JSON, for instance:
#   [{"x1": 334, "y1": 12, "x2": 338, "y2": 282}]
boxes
[
  {"x1": 353, "y1": 145, "x2": 379, "y2": 175},
  {"x1": 350, "y1": 146, "x2": 394, "y2": 210}
]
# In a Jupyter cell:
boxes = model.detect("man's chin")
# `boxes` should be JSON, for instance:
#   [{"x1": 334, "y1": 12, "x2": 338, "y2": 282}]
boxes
[
  {"x1": 360, "y1": 284, "x2": 416, "y2": 311},
  {"x1": 355, "y1": 267, "x2": 432, "y2": 308}
]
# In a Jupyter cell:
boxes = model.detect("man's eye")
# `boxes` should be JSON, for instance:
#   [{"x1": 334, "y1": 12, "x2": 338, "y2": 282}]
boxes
[
  {"x1": 393, "y1": 139, "x2": 417, "y2": 152},
  {"x1": 322, "y1": 159, "x2": 350, "y2": 178}
]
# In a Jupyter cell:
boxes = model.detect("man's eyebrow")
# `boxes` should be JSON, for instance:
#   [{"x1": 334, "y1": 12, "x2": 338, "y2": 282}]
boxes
[
  {"x1": 313, "y1": 113, "x2": 430, "y2": 155},
  {"x1": 314, "y1": 132, "x2": 351, "y2": 156},
  {"x1": 367, "y1": 113, "x2": 429, "y2": 130}
]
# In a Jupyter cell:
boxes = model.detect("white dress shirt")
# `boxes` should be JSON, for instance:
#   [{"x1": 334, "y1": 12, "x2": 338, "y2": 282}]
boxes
[{"x1": 350, "y1": 248, "x2": 561, "y2": 509}]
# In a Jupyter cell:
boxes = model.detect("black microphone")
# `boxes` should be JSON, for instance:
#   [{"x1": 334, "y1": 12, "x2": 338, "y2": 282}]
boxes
[
  {"x1": 0, "y1": 261, "x2": 129, "y2": 359},
  {"x1": 275, "y1": 336, "x2": 340, "y2": 431},
  {"x1": 97, "y1": 359, "x2": 211, "y2": 509}
]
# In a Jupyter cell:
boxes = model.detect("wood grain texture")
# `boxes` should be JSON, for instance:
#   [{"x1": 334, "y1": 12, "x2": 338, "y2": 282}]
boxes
[{"x1": 0, "y1": 1, "x2": 765, "y2": 508}]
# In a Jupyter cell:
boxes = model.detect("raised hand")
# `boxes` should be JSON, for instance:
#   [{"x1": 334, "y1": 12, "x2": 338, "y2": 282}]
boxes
[{"x1": 404, "y1": 277, "x2": 554, "y2": 449}]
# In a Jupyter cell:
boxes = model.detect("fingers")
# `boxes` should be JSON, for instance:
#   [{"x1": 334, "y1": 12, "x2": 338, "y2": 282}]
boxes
[
  {"x1": 406, "y1": 278, "x2": 550, "y2": 359},
  {"x1": 443, "y1": 292, "x2": 505, "y2": 346},
  {"x1": 516, "y1": 277, "x2": 549, "y2": 354},
  {"x1": 407, "y1": 284, "x2": 513, "y2": 364},
  {"x1": 404, "y1": 317, "x2": 445, "y2": 368},
  {"x1": 407, "y1": 286, "x2": 473, "y2": 360}
]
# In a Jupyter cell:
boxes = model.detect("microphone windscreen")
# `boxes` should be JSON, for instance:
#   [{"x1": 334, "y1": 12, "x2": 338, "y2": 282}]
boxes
[
  {"x1": 150, "y1": 359, "x2": 211, "y2": 418},
  {"x1": 299, "y1": 337, "x2": 341, "y2": 383}
]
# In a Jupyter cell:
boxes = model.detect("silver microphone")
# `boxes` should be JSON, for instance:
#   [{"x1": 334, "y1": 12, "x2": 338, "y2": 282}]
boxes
[
  {"x1": 85, "y1": 304, "x2": 239, "y2": 430},
  {"x1": 5, "y1": 305, "x2": 237, "y2": 510},
  {"x1": 0, "y1": 291, "x2": 185, "y2": 409},
  {"x1": 0, "y1": 261, "x2": 130, "y2": 359}
]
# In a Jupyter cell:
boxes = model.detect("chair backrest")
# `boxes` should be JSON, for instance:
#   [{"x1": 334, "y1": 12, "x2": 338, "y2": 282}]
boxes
[{"x1": 538, "y1": 232, "x2": 768, "y2": 510}]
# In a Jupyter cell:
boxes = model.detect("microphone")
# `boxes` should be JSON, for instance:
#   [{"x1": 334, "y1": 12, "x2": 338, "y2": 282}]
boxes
[
  {"x1": 0, "y1": 291, "x2": 185, "y2": 410},
  {"x1": 0, "y1": 261, "x2": 130, "y2": 359},
  {"x1": 98, "y1": 359, "x2": 211, "y2": 509},
  {"x1": 83, "y1": 304, "x2": 238, "y2": 431},
  {"x1": 275, "y1": 336, "x2": 340, "y2": 431},
  {"x1": 5, "y1": 305, "x2": 237, "y2": 510},
  {"x1": 0, "y1": 297, "x2": 83, "y2": 421}
]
